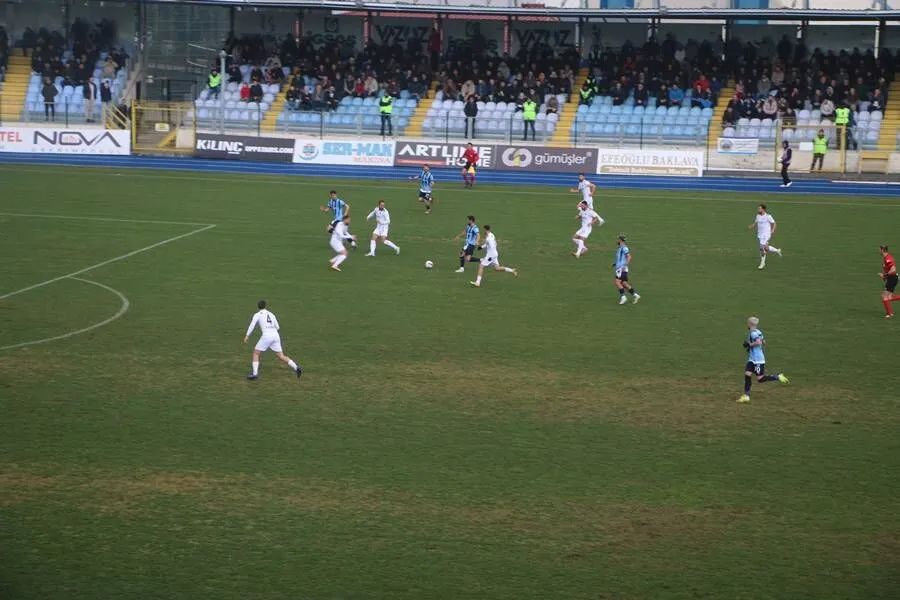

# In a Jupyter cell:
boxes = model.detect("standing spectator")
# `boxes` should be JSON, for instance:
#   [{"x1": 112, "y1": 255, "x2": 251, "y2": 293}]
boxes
[
  {"x1": 41, "y1": 77, "x2": 57, "y2": 122},
  {"x1": 208, "y1": 68, "x2": 221, "y2": 99},
  {"x1": 428, "y1": 23, "x2": 442, "y2": 71},
  {"x1": 379, "y1": 93, "x2": 393, "y2": 137},
  {"x1": 83, "y1": 76, "x2": 97, "y2": 123},
  {"x1": 779, "y1": 140, "x2": 792, "y2": 187},
  {"x1": 811, "y1": 128, "x2": 827, "y2": 172},
  {"x1": 579, "y1": 80, "x2": 594, "y2": 106},
  {"x1": 522, "y1": 95, "x2": 537, "y2": 141},
  {"x1": 99, "y1": 80, "x2": 112, "y2": 115},
  {"x1": 102, "y1": 56, "x2": 117, "y2": 79},
  {"x1": 464, "y1": 95, "x2": 478, "y2": 139}
]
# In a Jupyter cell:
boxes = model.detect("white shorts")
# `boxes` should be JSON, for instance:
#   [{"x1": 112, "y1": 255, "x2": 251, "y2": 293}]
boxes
[
  {"x1": 374, "y1": 224, "x2": 389, "y2": 238},
  {"x1": 576, "y1": 226, "x2": 592, "y2": 239},
  {"x1": 481, "y1": 255, "x2": 499, "y2": 268},
  {"x1": 254, "y1": 333, "x2": 283, "y2": 353},
  {"x1": 758, "y1": 236, "x2": 770, "y2": 248},
  {"x1": 330, "y1": 239, "x2": 345, "y2": 253},
  {"x1": 584, "y1": 197, "x2": 594, "y2": 209}
]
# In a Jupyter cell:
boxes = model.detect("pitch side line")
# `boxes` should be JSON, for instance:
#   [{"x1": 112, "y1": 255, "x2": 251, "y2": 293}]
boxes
[
  {"x1": 0, "y1": 277, "x2": 130, "y2": 351},
  {"x1": 0, "y1": 223, "x2": 216, "y2": 300},
  {"x1": 0, "y1": 212, "x2": 212, "y2": 227}
]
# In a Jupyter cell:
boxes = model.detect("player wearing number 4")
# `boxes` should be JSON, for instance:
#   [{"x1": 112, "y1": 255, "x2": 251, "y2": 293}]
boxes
[
  {"x1": 243, "y1": 300, "x2": 302, "y2": 380},
  {"x1": 737, "y1": 316, "x2": 790, "y2": 403},
  {"x1": 470, "y1": 225, "x2": 518, "y2": 287},
  {"x1": 365, "y1": 200, "x2": 400, "y2": 257},
  {"x1": 329, "y1": 214, "x2": 356, "y2": 272},
  {"x1": 750, "y1": 204, "x2": 782, "y2": 270},
  {"x1": 613, "y1": 235, "x2": 640, "y2": 305}
]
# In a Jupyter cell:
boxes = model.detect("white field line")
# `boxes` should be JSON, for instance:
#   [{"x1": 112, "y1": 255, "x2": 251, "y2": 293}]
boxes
[
  {"x1": 0, "y1": 223, "x2": 216, "y2": 300},
  {"x1": 1, "y1": 164, "x2": 898, "y2": 206},
  {"x1": 0, "y1": 277, "x2": 129, "y2": 351},
  {"x1": 0, "y1": 212, "x2": 212, "y2": 227}
]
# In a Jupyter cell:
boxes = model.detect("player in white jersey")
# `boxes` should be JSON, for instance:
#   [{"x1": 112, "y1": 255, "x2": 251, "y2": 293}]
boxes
[
  {"x1": 572, "y1": 200, "x2": 604, "y2": 258},
  {"x1": 364, "y1": 200, "x2": 400, "y2": 257},
  {"x1": 748, "y1": 203, "x2": 782, "y2": 270},
  {"x1": 569, "y1": 172, "x2": 596, "y2": 209},
  {"x1": 329, "y1": 214, "x2": 357, "y2": 272},
  {"x1": 243, "y1": 299, "x2": 302, "y2": 380},
  {"x1": 470, "y1": 224, "x2": 518, "y2": 287}
]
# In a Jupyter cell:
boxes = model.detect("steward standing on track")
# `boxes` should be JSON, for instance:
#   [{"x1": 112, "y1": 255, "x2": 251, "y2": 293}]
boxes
[
  {"x1": 811, "y1": 128, "x2": 827, "y2": 171},
  {"x1": 522, "y1": 95, "x2": 537, "y2": 141}
]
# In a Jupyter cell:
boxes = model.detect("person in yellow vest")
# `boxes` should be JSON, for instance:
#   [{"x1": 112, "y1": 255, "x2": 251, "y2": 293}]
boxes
[
  {"x1": 379, "y1": 93, "x2": 393, "y2": 137},
  {"x1": 834, "y1": 103, "x2": 855, "y2": 150},
  {"x1": 522, "y1": 95, "x2": 537, "y2": 141},
  {"x1": 579, "y1": 81, "x2": 594, "y2": 106},
  {"x1": 208, "y1": 68, "x2": 222, "y2": 100},
  {"x1": 811, "y1": 128, "x2": 828, "y2": 171}
]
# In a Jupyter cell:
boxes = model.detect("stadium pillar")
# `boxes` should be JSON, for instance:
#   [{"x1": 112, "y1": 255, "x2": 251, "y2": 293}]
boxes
[
  {"x1": 504, "y1": 16, "x2": 512, "y2": 55},
  {"x1": 229, "y1": 7, "x2": 236, "y2": 40},
  {"x1": 876, "y1": 19, "x2": 886, "y2": 58},
  {"x1": 576, "y1": 17, "x2": 583, "y2": 56},
  {"x1": 648, "y1": 17, "x2": 657, "y2": 42},
  {"x1": 63, "y1": 0, "x2": 71, "y2": 45}
]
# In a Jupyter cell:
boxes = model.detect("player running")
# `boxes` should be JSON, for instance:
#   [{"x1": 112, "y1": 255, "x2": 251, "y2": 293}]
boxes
[
  {"x1": 328, "y1": 214, "x2": 356, "y2": 272},
  {"x1": 750, "y1": 204, "x2": 782, "y2": 270},
  {"x1": 737, "y1": 316, "x2": 790, "y2": 403},
  {"x1": 365, "y1": 200, "x2": 400, "y2": 257},
  {"x1": 569, "y1": 172, "x2": 596, "y2": 209},
  {"x1": 320, "y1": 190, "x2": 350, "y2": 233},
  {"x1": 470, "y1": 225, "x2": 518, "y2": 287},
  {"x1": 613, "y1": 235, "x2": 641, "y2": 305},
  {"x1": 454, "y1": 215, "x2": 481, "y2": 273},
  {"x1": 461, "y1": 143, "x2": 479, "y2": 188},
  {"x1": 572, "y1": 200, "x2": 604, "y2": 258},
  {"x1": 408, "y1": 164, "x2": 435, "y2": 214},
  {"x1": 243, "y1": 300, "x2": 302, "y2": 380},
  {"x1": 879, "y1": 244, "x2": 899, "y2": 319}
]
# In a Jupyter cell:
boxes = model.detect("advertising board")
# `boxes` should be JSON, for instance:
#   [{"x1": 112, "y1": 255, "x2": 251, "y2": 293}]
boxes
[
  {"x1": 292, "y1": 140, "x2": 396, "y2": 166},
  {"x1": 194, "y1": 134, "x2": 294, "y2": 162},
  {"x1": 596, "y1": 148, "x2": 705, "y2": 177},
  {"x1": 494, "y1": 145, "x2": 598, "y2": 174},
  {"x1": 393, "y1": 141, "x2": 495, "y2": 168},
  {"x1": 717, "y1": 138, "x2": 760, "y2": 154},
  {"x1": 0, "y1": 127, "x2": 131, "y2": 155}
]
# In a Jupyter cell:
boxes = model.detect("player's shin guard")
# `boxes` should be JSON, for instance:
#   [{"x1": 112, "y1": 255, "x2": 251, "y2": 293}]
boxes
[
  {"x1": 369, "y1": 240, "x2": 376, "y2": 254},
  {"x1": 744, "y1": 375, "x2": 752, "y2": 393},
  {"x1": 334, "y1": 254, "x2": 347, "y2": 267},
  {"x1": 884, "y1": 297, "x2": 894, "y2": 316},
  {"x1": 252, "y1": 361, "x2": 260, "y2": 376}
]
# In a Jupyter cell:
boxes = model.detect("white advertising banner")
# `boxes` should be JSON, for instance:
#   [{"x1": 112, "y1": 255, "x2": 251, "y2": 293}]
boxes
[
  {"x1": 596, "y1": 148, "x2": 705, "y2": 177},
  {"x1": 0, "y1": 127, "x2": 131, "y2": 155},
  {"x1": 717, "y1": 138, "x2": 760, "y2": 155},
  {"x1": 292, "y1": 139, "x2": 395, "y2": 166}
]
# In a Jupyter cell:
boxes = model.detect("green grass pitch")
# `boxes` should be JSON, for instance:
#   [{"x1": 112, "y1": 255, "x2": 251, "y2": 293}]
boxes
[{"x1": 0, "y1": 165, "x2": 898, "y2": 600}]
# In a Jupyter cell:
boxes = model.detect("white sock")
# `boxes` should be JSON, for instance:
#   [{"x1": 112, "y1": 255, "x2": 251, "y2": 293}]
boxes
[
  {"x1": 334, "y1": 254, "x2": 347, "y2": 267},
  {"x1": 768, "y1": 245, "x2": 780, "y2": 253},
  {"x1": 287, "y1": 359, "x2": 298, "y2": 370},
  {"x1": 369, "y1": 240, "x2": 376, "y2": 254},
  {"x1": 574, "y1": 239, "x2": 585, "y2": 256},
  {"x1": 384, "y1": 240, "x2": 399, "y2": 251},
  {"x1": 503, "y1": 267, "x2": 514, "y2": 273},
  {"x1": 252, "y1": 360, "x2": 259, "y2": 376},
  {"x1": 475, "y1": 275, "x2": 482, "y2": 284}
]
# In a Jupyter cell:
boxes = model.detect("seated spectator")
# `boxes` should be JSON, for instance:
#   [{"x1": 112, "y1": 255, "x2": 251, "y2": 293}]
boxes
[
  {"x1": 781, "y1": 107, "x2": 796, "y2": 131},
  {"x1": 239, "y1": 81, "x2": 250, "y2": 102},
  {"x1": 692, "y1": 86, "x2": 713, "y2": 109},
  {"x1": 494, "y1": 81, "x2": 509, "y2": 104},
  {"x1": 344, "y1": 75, "x2": 356, "y2": 98},
  {"x1": 386, "y1": 79, "x2": 400, "y2": 99},
  {"x1": 693, "y1": 73, "x2": 709, "y2": 93},
  {"x1": 354, "y1": 77, "x2": 366, "y2": 98},
  {"x1": 475, "y1": 78, "x2": 489, "y2": 98},
  {"x1": 102, "y1": 56, "x2": 117, "y2": 79},
  {"x1": 264, "y1": 54, "x2": 282, "y2": 72},
  {"x1": 461, "y1": 79, "x2": 475, "y2": 100},
  {"x1": 657, "y1": 85, "x2": 669, "y2": 108},
  {"x1": 771, "y1": 63, "x2": 785, "y2": 87},
  {"x1": 722, "y1": 106, "x2": 738, "y2": 127},
  {"x1": 268, "y1": 66, "x2": 283, "y2": 84},
  {"x1": 611, "y1": 82, "x2": 627, "y2": 106},
  {"x1": 762, "y1": 95, "x2": 779, "y2": 118},
  {"x1": 846, "y1": 87, "x2": 860, "y2": 111},
  {"x1": 757, "y1": 73, "x2": 772, "y2": 98},
  {"x1": 634, "y1": 83, "x2": 648, "y2": 107},
  {"x1": 787, "y1": 87, "x2": 804, "y2": 110},
  {"x1": 578, "y1": 81, "x2": 594, "y2": 106},
  {"x1": 546, "y1": 95, "x2": 559, "y2": 115},
  {"x1": 364, "y1": 73, "x2": 378, "y2": 97},
  {"x1": 250, "y1": 66, "x2": 263, "y2": 82},
  {"x1": 285, "y1": 85, "x2": 300, "y2": 110},
  {"x1": 249, "y1": 81, "x2": 263, "y2": 103},
  {"x1": 668, "y1": 83, "x2": 684, "y2": 105},
  {"x1": 227, "y1": 64, "x2": 242, "y2": 84},
  {"x1": 324, "y1": 85, "x2": 338, "y2": 111},
  {"x1": 870, "y1": 88, "x2": 885, "y2": 112}
]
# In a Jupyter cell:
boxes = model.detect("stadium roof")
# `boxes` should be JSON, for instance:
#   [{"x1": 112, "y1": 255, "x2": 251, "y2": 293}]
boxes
[{"x1": 133, "y1": 0, "x2": 900, "y2": 20}]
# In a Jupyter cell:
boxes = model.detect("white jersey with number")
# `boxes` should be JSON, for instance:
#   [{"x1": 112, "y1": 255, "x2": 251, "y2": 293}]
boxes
[
  {"x1": 331, "y1": 221, "x2": 352, "y2": 251},
  {"x1": 483, "y1": 231, "x2": 498, "y2": 259},
  {"x1": 578, "y1": 180, "x2": 594, "y2": 208},
  {"x1": 367, "y1": 207, "x2": 391, "y2": 237},
  {"x1": 755, "y1": 213, "x2": 775, "y2": 242},
  {"x1": 246, "y1": 309, "x2": 282, "y2": 352}
]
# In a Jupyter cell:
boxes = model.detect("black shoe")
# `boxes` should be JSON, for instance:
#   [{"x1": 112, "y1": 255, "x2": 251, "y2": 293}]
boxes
[{"x1": 296, "y1": 366, "x2": 303, "y2": 378}]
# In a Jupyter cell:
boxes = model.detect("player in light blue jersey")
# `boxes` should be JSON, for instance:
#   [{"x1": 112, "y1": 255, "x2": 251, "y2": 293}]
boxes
[
  {"x1": 613, "y1": 235, "x2": 641, "y2": 305},
  {"x1": 320, "y1": 190, "x2": 355, "y2": 248},
  {"x1": 408, "y1": 164, "x2": 435, "y2": 214},
  {"x1": 454, "y1": 215, "x2": 481, "y2": 273},
  {"x1": 738, "y1": 316, "x2": 790, "y2": 403}
]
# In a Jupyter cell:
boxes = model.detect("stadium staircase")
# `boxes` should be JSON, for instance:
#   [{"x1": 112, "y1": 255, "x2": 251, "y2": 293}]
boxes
[
  {"x1": 261, "y1": 83, "x2": 288, "y2": 132},
  {"x1": 706, "y1": 81, "x2": 735, "y2": 154},
  {"x1": 0, "y1": 54, "x2": 31, "y2": 123},
  {"x1": 405, "y1": 79, "x2": 439, "y2": 138},
  {"x1": 858, "y1": 80, "x2": 900, "y2": 172},
  {"x1": 551, "y1": 66, "x2": 588, "y2": 146}
]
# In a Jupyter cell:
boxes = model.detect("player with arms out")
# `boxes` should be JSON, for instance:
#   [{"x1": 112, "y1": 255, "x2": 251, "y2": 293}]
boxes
[
  {"x1": 454, "y1": 215, "x2": 481, "y2": 273},
  {"x1": 879, "y1": 244, "x2": 899, "y2": 318},
  {"x1": 243, "y1": 300, "x2": 302, "y2": 380},
  {"x1": 569, "y1": 172, "x2": 596, "y2": 209},
  {"x1": 364, "y1": 200, "x2": 400, "y2": 257},
  {"x1": 461, "y1": 143, "x2": 479, "y2": 188},
  {"x1": 572, "y1": 200, "x2": 604, "y2": 258},
  {"x1": 408, "y1": 164, "x2": 435, "y2": 214},
  {"x1": 737, "y1": 316, "x2": 790, "y2": 403},
  {"x1": 320, "y1": 190, "x2": 350, "y2": 233},
  {"x1": 470, "y1": 224, "x2": 518, "y2": 287},
  {"x1": 613, "y1": 235, "x2": 641, "y2": 305},
  {"x1": 749, "y1": 204, "x2": 782, "y2": 270},
  {"x1": 328, "y1": 214, "x2": 356, "y2": 272}
]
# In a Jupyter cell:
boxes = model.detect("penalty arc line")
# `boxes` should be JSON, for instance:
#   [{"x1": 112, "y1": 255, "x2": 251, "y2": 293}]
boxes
[
  {"x1": 0, "y1": 223, "x2": 216, "y2": 300},
  {"x1": 0, "y1": 277, "x2": 130, "y2": 351}
]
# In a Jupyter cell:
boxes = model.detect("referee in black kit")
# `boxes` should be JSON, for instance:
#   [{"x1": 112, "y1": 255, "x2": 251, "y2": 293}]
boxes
[{"x1": 779, "y1": 140, "x2": 793, "y2": 188}]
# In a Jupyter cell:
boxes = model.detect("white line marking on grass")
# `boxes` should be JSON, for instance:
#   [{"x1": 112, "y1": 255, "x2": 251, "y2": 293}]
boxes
[
  {"x1": 0, "y1": 223, "x2": 216, "y2": 300},
  {"x1": 0, "y1": 277, "x2": 129, "y2": 351},
  {"x1": 0, "y1": 212, "x2": 212, "y2": 227}
]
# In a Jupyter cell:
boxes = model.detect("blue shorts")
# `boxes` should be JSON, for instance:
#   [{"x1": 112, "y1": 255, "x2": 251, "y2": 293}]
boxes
[
  {"x1": 418, "y1": 191, "x2": 432, "y2": 200},
  {"x1": 745, "y1": 361, "x2": 765, "y2": 376}
]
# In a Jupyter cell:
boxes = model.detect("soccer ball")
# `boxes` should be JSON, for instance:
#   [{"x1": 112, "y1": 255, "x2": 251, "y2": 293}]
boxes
[{"x1": 424, "y1": 260, "x2": 434, "y2": 269}]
